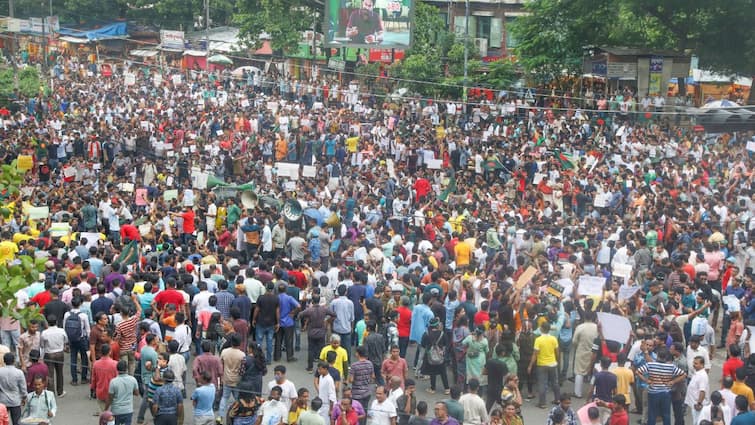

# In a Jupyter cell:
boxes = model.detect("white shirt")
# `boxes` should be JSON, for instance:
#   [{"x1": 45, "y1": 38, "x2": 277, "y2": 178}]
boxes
[
  {"x1": 259, "y1": 399, "x2": 289, "y2": 425},
  {"x1": 268, "y1": 379, "x2": 298, "y2": 411},
  {"x1": 459, "y1": 393, "x2": 489, "y2": 425},
  {"x1": 174, "y1": 324, "x2": 192, "y2": 354},
  {"x1": 369, "y1": 399, "x2": 397, "y2": 425},
  {"x1": 684, "y1": 368, "x2": 710, "y2": 408},
  {"x1": 687, "y1": 345, "x2": 711, "y2": 372},
  {"x1": 317, "y1": 374, "x2": 337, "y2": 416}
]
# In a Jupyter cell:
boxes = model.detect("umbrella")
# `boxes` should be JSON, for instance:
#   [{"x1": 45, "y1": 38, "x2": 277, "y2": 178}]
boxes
[
  {"x1": 231, "y1": 65, "x2": 261, "y2": 77},
  {"x1": 208, "y1": 54, "x2": 233, "y2": 65},
  {"x1": 701, "y1": 99, "x2": 739, "y2": 109},
  {"x1": 303, "y1": 208, "x2": 324, "y2": 225}
]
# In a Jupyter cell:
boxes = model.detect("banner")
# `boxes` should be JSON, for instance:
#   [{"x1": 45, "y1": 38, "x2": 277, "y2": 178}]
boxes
[
  {"x1": 324, "y1": 0, "x2": 414, "y2": 48},
  {"x1": 649, "y1": 56, "x2": 663, "y2": 95},
  {"x1": 160, "y1": 30, "x2": 185, "y2": 50}
]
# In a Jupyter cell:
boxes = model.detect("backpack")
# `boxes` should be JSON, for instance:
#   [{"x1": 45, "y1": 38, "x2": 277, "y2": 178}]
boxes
[
  {"x1": 427, "y1": 330, "x2": 445, "y2": 366},
  {"x1": 64, "y1": 312, "x2": 84, "y2": 343}
]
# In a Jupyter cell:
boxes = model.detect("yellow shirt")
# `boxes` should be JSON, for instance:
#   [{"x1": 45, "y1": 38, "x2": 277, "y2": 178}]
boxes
[
  {"x1": 288, "y1": 406, "x2": 306, "y2": 424},
  {"x1": 319, "y1": 345, "x2": 349, "y2": 378},
  {"x1": 533, "y1": 334, "x2": 559, "y2": 367},
  {"x1": 612, "y1": 366, "x2": 634, "y2": 404},
  {"x1": 0, "y1": 240, "x2": 19, "y2": 263},
  {"x1": 454, "y1": 241, "x2": 472, "y2": 267},
  {"x1": 732, "y1": 381, "x2": 755, "y2": 405},
  {"x1": 12, "y1": 233, "x2": 33, "y2": 244}
]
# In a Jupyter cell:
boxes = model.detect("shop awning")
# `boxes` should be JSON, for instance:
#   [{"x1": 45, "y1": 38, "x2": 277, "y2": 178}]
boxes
[
  {"x1": 59, "y1": 36, "x2": 89, "y2": 44},
  {"x1": 130, "y1": 49, "x2": 159, "y2": 57},
  {"x1": 183, "y1": 49, "x2": 208, "y2": 57},
  {"x1": 58, "y1": 22, "x2": 128, "y2": 41}
]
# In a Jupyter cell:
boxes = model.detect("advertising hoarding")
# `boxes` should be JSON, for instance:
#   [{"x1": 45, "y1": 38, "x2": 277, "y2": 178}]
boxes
[{"x1": 324, "y1": 0, "x2": 413, "y2": 48}]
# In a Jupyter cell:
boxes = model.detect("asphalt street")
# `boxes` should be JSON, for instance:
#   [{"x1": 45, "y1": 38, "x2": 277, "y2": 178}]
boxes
[{"x1": 50, "y1": 341, "x2": 726, "y2": 425}]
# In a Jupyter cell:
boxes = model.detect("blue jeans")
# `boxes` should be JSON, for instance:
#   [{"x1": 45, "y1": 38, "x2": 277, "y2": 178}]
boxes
[
  {"x1": 218, "y1": 384, "x2": 239, "y2": 420},
  {"x1": 559, "y1": 339, "x2": 571, "y2": 377},
  {"x1": 337, "y1": 332, "x2": 352, "y2": 361},
  {"x1": 647, "y1": 391, "x2": 672, "y2": 425},
  {"x1": 70, "y1": 339, "x2": 89, "y2": 382},
  {"x1": 114, "y1": 412, "x2": 133, "y2": 425},
  {"x1": 1, "y1": 329, "x2": 19, "y2": 355},
  {"x1": 256, "y1": 325, "x2": 275, "y2": 364}
]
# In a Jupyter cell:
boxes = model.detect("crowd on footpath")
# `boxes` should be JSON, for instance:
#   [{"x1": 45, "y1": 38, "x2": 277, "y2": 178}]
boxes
[{"x1": 1, "y1": 55, "x2": 755, "y2": 425}]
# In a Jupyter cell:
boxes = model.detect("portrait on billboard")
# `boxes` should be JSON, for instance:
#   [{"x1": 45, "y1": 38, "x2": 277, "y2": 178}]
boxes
[{"x1": 325, "y1": 0, "x2": 413, "y2": 48}]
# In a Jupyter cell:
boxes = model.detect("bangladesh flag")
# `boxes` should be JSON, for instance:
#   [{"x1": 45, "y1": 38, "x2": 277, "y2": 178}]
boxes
[
  {"x1": 438, "y1": 173, "x2": 457, "y2": 202},
  {"x1": 482, "y1": 157, "x2": 505, "y2": 171},
  {"x1": 558, "y1": 152, "x2": 579, "y2": 170},
  {"x1": 116, "y1": 240, "x2": 140, "y2": 266}
]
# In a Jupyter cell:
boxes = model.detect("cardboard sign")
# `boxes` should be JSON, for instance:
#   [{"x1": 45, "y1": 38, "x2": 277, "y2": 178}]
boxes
[
  {"x1": 124, "y1": 73, "x2": 136, "y2": 86},
  {"x1": 28, "y1": 206, "x2": 49, "y2": 220},
  {"x1": 597, "y1": 312, "x2": 632, "y2": 343},
  {"x1": 118, "y1": 183, "x2": 134, "y2": 193},
  {"x1": 426, "y1": 159, "x2": 443, "y2": 169},
  {"x1": 80, "y1": 232, "x2": 101, "y2": 248},
  {"x1": 386, "y1": 159, "x2": 396, "y2": 178},
  {"x1": 515, "y1": 266, "x2": 538, "y2": 290},
  {"x1": 722, "y1": 295, "x2": 741, "y2": 312},
  {"x1": 163, "y1": 189, "x2": 178, "y2": 202},
  {"x1": 302, "y1": 165, "x2": 317, "y2": 178},
  {"x1": 135, "y1": 189, "x2": 148, "y2": 206},
  {"x1": 171, "y1": 74, "x2": 182, "y2": 85},
  {"x1": 50, "y1": 222, "x2": 71, "y2": 237},
  {"x1": 17, "y1": 155, "x2": 33, "y2": 171},
  {"x1": 276, "y1": 162, "x2": 299, "y2": 180},
  {"x1": 191, "y1": 171, "x2": 208, "y2": 190},
  {"x1": 578, "y1": 275, "x2": 606, "y2": 297},
  {"x1": 618, "y1": 284, "x2": 640, "y2": 301}
]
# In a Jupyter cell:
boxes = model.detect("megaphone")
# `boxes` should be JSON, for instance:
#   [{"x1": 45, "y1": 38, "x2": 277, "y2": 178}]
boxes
[
  {"x1": 241, "y1": 190, "x2": 258, "y2": 210},
  {"x1": 324, "y1": 212, "x2": 341, "y2": 228},
  {"x1": 206, "y1": 175, "x2": 228, "y2": 189},
  {"x1": 282, "y1": 199, "x2": 303, "y2": 221}
]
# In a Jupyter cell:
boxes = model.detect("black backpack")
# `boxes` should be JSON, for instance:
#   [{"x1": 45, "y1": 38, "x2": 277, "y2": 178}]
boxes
[{"x1": 64, "y1": 312, "x2": 83, "y2": 343}]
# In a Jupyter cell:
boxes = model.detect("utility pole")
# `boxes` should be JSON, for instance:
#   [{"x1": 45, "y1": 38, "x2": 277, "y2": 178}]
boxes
[
  {"x1": 205, "y1": 0, "x2": 210, "y2": 66},
  {"x1": 463, "y1": 0, "x2": 469, "y2": 112},
  {"x1": 8, "y1": 0, "x2": 13, "y2": 17}
]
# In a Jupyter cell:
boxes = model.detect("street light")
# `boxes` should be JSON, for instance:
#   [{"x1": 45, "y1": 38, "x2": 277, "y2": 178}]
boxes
[{"x1": 463, "y1": 0, "x2": 469, "y2": 112}]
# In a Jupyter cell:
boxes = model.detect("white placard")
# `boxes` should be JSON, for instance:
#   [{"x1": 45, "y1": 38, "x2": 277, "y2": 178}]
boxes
[
  {"x1": 283, "y1": 181, "x2": 297, "y2": 192},
  {"x1": 276, "y1": 162, "x2": 299, "y2": 180},
  {"x1": 597, "y1": 312, "x2": 632, "y2": 343},
  {"x1": 216, "y1": 129, "x2": 224, "y2": 136},
  {"x1": 302, "y1": 165, "x2": 317, "y2": 178},
  {"x1": 426, "y1": 159, "x2": 443, "y2": 169},
  {"x1": 191, "y1": 171, "x2": 208, "y2": 190},
  {"x1": 613, "y1": 263, "x2": 633, "y2": 280},
  {"x1": 118, "y1": 182, "x2": 134, "y2": 193},
  {"x1": 63, "y1": 167, "x2": 76, "y2": 178},
  {"x1": 618, "y1": 284, "x2": 640, "y2": 301},
  {"x1": 189, "y1": 145, "x2": 196, "y2": 153},
  {"x1": 722, "y1": 295, "x2": 741, "y2": 312},
  {"x1": 153, "y1": 74, "x2": 162, "y2": 87},
  {"x1": 422, "y1": 150, "x2": 435, "y2": 163},
  {"x1": 533, "y1": 173, "x2": 546, "y2": 185},
  {"x1": 171, "y1": 74, "x2": 182, "y2": 85},
  {"x1": 241, "y1": 99, "x2": 250, "y2": 108},
  {"x1": 556, "y1": 278, "x2": 574, "y2": 298},
  {"x1": 28, "y1": 206, "x2": 49, "y2": 220},
  {"x1": 181, "y1": 147, "x2": 190, "y2": 154},
  {"x1": 80, "y1": 232, "x2": 101, "y2": 248},
  {"x1": 747, "y1": 141, "x2": 755, "y2": 152},
  {"x1": 124, "y1": 73, "x2": 135, "y2": 86},
  {"x1": 578, "y1": 275, "x2": 606, "y2": 297},
  {"x1": 50, "y1": 222, "x2": 71, "y2": 237}
]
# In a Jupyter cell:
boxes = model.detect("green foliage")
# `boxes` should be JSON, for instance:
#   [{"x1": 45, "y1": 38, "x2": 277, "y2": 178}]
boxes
[
  {"x1": 0, "y1": 255, "x2": 45, "y2": 328},
  {"x1": 126, "y1": 0, "x2": 202, "y2": 30},
  {"x1": 0, "y1": 67, "x2": 44, "y2": 101},
  {"x1": 62, "y1": 0, "x2": 128, "y2": 24},
  {"x1": 511, "y1": 0, "x2": 755, "y2": 84},
  {"x1": 235, "y1": 0, "x2": 318, "y2": 53}
]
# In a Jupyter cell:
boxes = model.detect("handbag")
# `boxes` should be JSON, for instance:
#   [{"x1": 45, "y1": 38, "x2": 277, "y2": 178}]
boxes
[{"x1": 428, "y1": 331, "x2": 445, "y2": 366}]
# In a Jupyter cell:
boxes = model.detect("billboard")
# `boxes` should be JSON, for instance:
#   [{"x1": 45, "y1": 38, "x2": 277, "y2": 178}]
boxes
[
  {"x1": 160, "y1": 30, "x2": 185, "y2": 50},
  {"x1": 324, "y1": 0, "x2": 413, "y2": 48}
]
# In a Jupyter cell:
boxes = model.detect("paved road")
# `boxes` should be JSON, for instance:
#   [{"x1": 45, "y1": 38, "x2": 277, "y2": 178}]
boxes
[{"x1": 51, "y1": 341, "x2": 726, "y2": 425}]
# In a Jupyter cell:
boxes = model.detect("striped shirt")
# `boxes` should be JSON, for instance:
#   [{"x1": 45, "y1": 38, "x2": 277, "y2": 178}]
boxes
[
  {"x1": 637, "y1": 361, "x2": 684, "y2": 394},
  {"x1": 115, "y1": 315, "x2": 139, "y2": 351}
]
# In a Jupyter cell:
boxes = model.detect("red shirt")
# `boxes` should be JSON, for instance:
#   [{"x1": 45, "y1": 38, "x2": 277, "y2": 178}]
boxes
[
  {"x1": 474, "y1": 310, "x2": 490, "y2": 327},
  {"x1": 181, "y1": 209, "x2": 196, "y2": 234},
  {"x1": 396, "y1": 306, "x2": 412, "y2": 338},
  {"x1": 91, "y1": 356, "x2": 118, "y2": 401},
  {"x1": 154, "y1": 289, "x2": 186, "y2": 310},
  {"x1": 30, "y1": 291, "x2": 52, "y2": 308},
  {"x1": 287, "y1": 270, "x2": 307, "y2": 289},
  {"x1": 120, "y1": 224, "x2": 141, "y2": 242},
  {"x1": 608, "y1": 409, "x2": 628, "y2": 425},
  {"x1": 722, "y1": 357, "x2": 744, "y2": 381}
]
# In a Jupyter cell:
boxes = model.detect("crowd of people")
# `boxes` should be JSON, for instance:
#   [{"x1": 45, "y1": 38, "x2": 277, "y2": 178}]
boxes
[{"x1": 0, "y1": 54, "x2": 754, "y2": 425}]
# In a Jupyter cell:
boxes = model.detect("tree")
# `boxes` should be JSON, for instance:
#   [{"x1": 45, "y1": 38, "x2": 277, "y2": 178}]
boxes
[
  {"x1": 62, "y1": 0, "x2": 128, "y2": 24},
  {"x1": 125, "y1": 0, "x2": 201, "y2": 30},
  {"x1": 235, "y1": 0, "x2": 319, "y2": 53},
  {"x1": 0, "y1": 253, "x2": 46, "y2": 328}
]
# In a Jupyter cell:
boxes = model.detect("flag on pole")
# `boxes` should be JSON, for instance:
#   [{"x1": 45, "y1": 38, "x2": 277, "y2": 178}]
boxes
[
  {"x1": 482, "y1": 157, "x2": 505, "y2": 171},
  {"x1": 558, "y1": 152, "x2": 579, "y2": 170}
]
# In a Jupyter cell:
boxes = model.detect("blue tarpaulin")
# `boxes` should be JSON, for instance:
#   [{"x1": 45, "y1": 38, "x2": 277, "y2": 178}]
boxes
[{"x1": 58, "y1": 22, "x2": 127, "y2": 41}]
